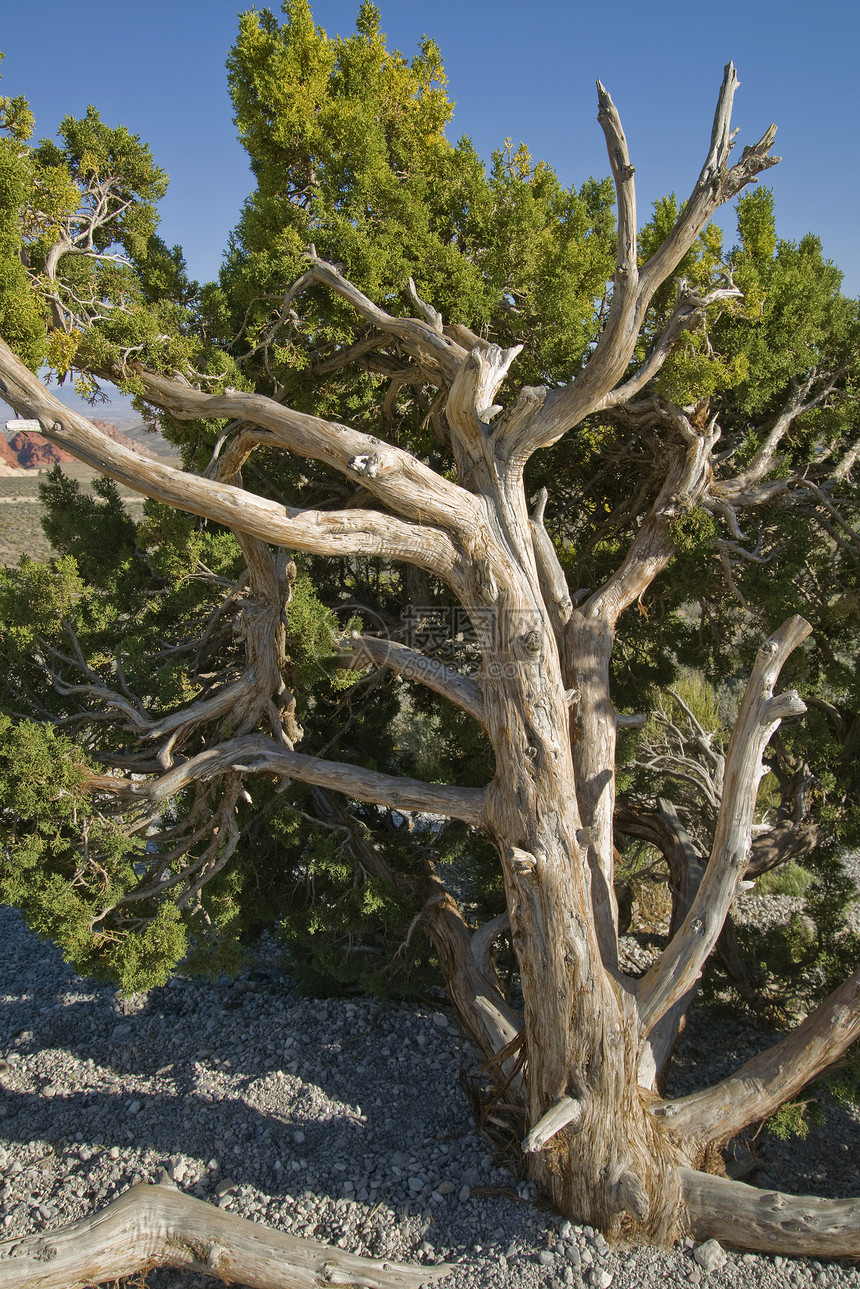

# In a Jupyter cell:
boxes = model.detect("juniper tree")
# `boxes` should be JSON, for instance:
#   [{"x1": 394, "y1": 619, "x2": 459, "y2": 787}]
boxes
[{"x1": 2, "y1": 3, "x2": 860, "y2": 1281}]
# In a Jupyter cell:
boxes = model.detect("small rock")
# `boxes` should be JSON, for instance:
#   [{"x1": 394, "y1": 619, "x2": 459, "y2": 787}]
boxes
[
  {"x1": 537, "y1": 1249, "x2": 554, "y2": 1266},
  {"x1": 457, "y1": 1185, "x2": 470, "y2": 1203},
  {"x1": 693, "y1": 1239, "x2": 728, "y2": 1273}
]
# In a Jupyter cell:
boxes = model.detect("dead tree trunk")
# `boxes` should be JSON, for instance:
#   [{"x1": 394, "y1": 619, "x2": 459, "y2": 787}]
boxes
[{"x1": 3, "y1": 60, "x2": 860, "y2": 1279}]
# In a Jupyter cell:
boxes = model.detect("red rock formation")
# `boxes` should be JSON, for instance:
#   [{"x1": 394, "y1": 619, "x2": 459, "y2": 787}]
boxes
[
  {"x1": 3, "y1": 419, "x2": 161, "y2": 468},
  {"x1": 7, "y1": 431, "x2": 77, "y2": 468},
  {"x1": 0, "y1": 435, "x2": 20, "y2": 469}
]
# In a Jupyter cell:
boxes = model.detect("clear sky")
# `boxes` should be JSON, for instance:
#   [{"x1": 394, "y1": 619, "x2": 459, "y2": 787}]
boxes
[{"x1": 1, "y1": 0, "x2": 858, "y2": 300}]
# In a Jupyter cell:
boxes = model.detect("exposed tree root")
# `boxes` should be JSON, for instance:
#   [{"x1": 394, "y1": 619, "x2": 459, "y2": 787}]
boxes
[
  {"x1": 681, "y1": 1168, "x2": 860, "y2": 1258},
  {"x1": 0, "y1": 1181, "x2": 452, "y2": 1289}
]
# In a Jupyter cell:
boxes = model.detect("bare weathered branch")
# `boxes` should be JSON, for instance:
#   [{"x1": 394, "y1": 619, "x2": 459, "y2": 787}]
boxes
[
  {"x1": 445, "y1": 340, "x2": 523, "y2": 449},
  {"x1": 501, "y1": 65, "x2": 778, "y2": 462},
  {"x1": 578, "y1": 419, "x2": 719, "y2": 630},
  {"x1": 561, "y1": 426, "x2": 720, "y2": 969},
  {"x1": 655, "y1": 965, "x2": 860, "y2": 1142},
  {"x1": 136, "y1": 363, "x2": 481, "y2": 538},
  {"x1": 596, "y1": 78, "x2": 639, "y2": 313},
  {"x1": 337, "y1": 634, "x2": 484, "y2": 724},
  {"x1": 717, "y1": 371, "x2": 839, "y2": 499},
  {"x1": 637, "y1": 617, "x2": 811, "y2": 1038},
  {"x1": 603, "y1": 282, "x2": 742, "y2": 411},
  {"x1": 280, "y1": 252, "x2": 466, "y2": 384},
  {"x1": 523, "y1": 1095, "x2": 584, "y2": 1152},
  {"x1": 470, "y1": 910, "x2": 510, "y2": 978},
  {"x1": 0, "y1": 339, "x2": 467, "y2": 586},
  {"x1": 99, "y1": 733, "x2": 487, "y2": 827},
  {"x1": 529, "y1": 488, "x2": 574, "y2": 638},
  {"x1": 832, "y1": 436, "x2": 860, "y2": 483}
]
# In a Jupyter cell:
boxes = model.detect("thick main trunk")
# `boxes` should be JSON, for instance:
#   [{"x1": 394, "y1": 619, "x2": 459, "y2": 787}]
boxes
[{"x1": 470, "y1": 591, "x2": 693, "y2": 1242}]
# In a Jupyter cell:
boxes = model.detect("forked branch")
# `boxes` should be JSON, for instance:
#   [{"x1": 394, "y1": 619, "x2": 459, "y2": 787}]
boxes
[
  {"x1": 279, "y1": 251, "x2": 467, "y2": 384},
  {"x1": 0, "y1": 340, "x2": 468, "y2": 588},
  {"x1": 503, "y1": 63, "x2": 779, "y2": 460},
  {"x1": 637, "y1": 616, "x2": 811, "y2": 1037},
  {"x1": 603, "y1": 281, "x2": 743, "y2": 411},
  {"x1": 0, "y1": 338, "x2": 480, "y2": 573}
]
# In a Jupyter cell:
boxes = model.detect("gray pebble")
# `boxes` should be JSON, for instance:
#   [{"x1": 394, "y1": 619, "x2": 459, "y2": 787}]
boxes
[
  {"x1": 693, "y1": 1239, "x2": 728, "y2": 1273},
  {"x1": 0, "y1": 894, "x2": 856, "y2": 1289}
]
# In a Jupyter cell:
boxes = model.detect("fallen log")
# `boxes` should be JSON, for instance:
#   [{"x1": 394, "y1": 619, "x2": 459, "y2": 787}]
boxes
[
  {"x1": 0, "y1": 1180, "x2": 453, "y2": 1288},
  {"x1": 681, "y1": 1168, "x2": 860, "y2": 1258}
]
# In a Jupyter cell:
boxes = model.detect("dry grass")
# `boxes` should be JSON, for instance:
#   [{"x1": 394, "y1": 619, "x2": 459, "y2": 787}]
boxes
[{"x1": 0, "y1": 464, "x2": 153, "y2": 568}]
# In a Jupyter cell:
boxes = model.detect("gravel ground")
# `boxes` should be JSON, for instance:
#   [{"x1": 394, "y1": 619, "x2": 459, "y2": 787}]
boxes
[{"x1": 0, "y1": 895, "x2": 859, "y2": 1289}]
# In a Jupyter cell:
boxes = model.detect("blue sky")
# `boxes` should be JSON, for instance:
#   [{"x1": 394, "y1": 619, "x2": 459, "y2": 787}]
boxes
[{"x1": 2, "y1": 0, "x2": 858, "y2": 337}]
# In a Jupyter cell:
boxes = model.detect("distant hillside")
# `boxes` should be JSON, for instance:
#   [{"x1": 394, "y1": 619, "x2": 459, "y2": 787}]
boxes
[{"x1": 91, "y1": 417, "x2": 176, "y2": 458}]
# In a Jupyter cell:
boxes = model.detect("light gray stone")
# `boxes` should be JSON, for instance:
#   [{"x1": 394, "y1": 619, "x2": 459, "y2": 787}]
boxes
[{"x1": 693, "y1": 1239, "x2": 728, "y2": 1273}]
